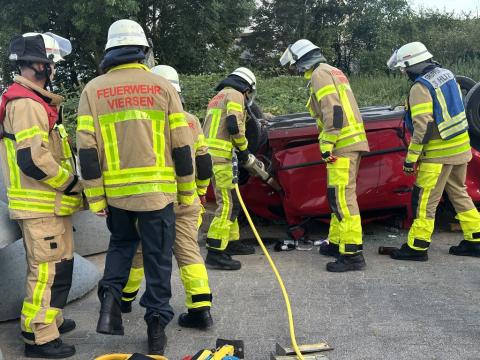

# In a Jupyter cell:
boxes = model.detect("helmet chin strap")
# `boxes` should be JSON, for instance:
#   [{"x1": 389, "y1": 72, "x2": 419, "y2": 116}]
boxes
[{"x1": 24, "y1": 62, "x2": 52, "y2": 90}]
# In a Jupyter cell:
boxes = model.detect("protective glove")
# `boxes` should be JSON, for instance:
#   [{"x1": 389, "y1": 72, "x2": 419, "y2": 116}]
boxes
[
  {"x1": 321, "y1": 151, "x2": 337, "y2": 163},
  {"x1": 403, "y1": 161, "x2": 415, "y2": 175},
  {"x1": 236, "y1": 149, "x2": 250, "y2": 163}
]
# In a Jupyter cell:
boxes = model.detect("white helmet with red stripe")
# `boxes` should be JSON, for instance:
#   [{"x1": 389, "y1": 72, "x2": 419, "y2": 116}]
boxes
[{"x1": 387, "y1": 42, "x2": 433, "y2": 70}]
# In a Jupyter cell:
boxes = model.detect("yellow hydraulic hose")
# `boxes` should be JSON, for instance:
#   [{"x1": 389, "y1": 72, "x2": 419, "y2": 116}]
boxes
[{"x1": 234, "y1": 184, "x2": 304, "y2": 360}]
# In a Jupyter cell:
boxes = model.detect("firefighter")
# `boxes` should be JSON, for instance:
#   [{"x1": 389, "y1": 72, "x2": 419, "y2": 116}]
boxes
[
  {"x1": 76, "y1": 20, "x2": 195, "y2": 355},
  {"x1": 387, "y1": 42, "x2": 480, "y2": 260},
  {"x1": 0, "y1": 33, "x2": 82, "y2": 358},
  {"x1": 280, "y1": 39, "x2": 370, "y2": 272},
  {"x1": 120, "y1": 65, "x2": 214, "y2": 330},
  {"x1": 203, "y1": 67, "x2": 258, "y2": 271}
]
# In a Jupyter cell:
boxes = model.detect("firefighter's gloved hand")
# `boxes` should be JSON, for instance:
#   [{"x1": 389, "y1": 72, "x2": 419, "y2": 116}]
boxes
[
  {"x1": 237, "y1": 149, "x2": 250, "y2": 164},
  {"x1": 403, "y1": 161, "x2": 415, "y2": 175},
  {"x1": 321, "y1": 151, "x2": 337, "y2": 163}
]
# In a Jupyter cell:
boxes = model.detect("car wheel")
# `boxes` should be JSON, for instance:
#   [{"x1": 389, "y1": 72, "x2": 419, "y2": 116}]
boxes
[
  {"x1": 456, "y1": 75, "x2": 477, "y2": 103},
  {"x1": 465, "y1": 82, "x2": 480, "y2": 140}
]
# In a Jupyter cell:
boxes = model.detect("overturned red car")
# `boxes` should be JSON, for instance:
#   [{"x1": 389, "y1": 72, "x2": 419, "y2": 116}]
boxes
[{"x1": 219, "y1": 77, "x2": 480, "y2": 239}]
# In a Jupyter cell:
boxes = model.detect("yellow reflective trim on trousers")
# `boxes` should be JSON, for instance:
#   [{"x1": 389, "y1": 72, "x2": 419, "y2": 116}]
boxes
[
  {"x1": 77, "y1": 115, "x2": 95, "y2": 132},
  {"x1": 178, "y1": 180, "x2": 196, "y2": 192},
  {"x1": 105, "y1": 182, "x2": 177, "y2": 197},
  {"x1": 408, "y1": 218, "x2": 434, "y2": 249},
  {"x1": 89, "y1": 199, "x2": 107, "y2": 212},
  {"x1": 43, "y1": 166, "x2": 70, "y2": 188},
  {"x1": 21, "y1": 301, "x2": 38, "y2": 332},
  {"x1": 180, "y1": 264, "x2": 211, "y2": 309},
  {"x1": 9, "y1": 200, "x2": 54, "y2": 212},
  {"x1": 208, "y1": 109, "x2": 222, "y2": 139},
  {"x1": 424, "y1": 142, "x2": 471, "y2": 159},
  {"x1": 327, "y1": 157, "x2": 350, "y2": 186},
  {"x1": 31, "y1": 263, "x2": 49, "y2": 327},
  {"x1": 456, "y1": 208, "x2": 480, "y2": 241},
  {"x1": 103, "y1": 166, "x2": 175, "y2": 185},
  {"x1": 8, "y1": 188, "x2": 55, "y2": 200},
  {"x1": 337, "y1": 84, "x2": 356, "y2": 125},
  {"x1": 122, "y1": 267, "x2": 144, "y2": 301},
  {"x1": 15, "y1": 126, "x2": 49, "y2": 143},
  {"x1": 220, "y1": 188, "x2": 230, "y2": 223},
  {"x1": 226, "y1": 101, "x2": 243, "y2": 113},
  {"x1": 5, "y1": 139, "x2": 21, "y2": 188},
  {"x1": 315, "y1": 84, "x2": 337, "y2": 102},
  {"x1": 45, "y1": 309, "x2": 59, "y2": 324},
  {"x1": 169, "y1": 112, "x2": 188, "y2": 130},
  {"x1": 84, "y1": 187, "x2": 105, "y2": 198},
  {"x1": 410, "y1": 102, "x2": 433, "y2": 117},
  {"x1": 416, "y1": 163, "x2": 442, "y2": 218}
]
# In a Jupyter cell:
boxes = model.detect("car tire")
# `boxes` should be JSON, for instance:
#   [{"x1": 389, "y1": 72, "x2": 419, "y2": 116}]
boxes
[
  {"x1": 465, "y1": 82, "x2": 480, "y2": 140},
  {"x1": 456, "y1": 75, "x2": 477, "y2": 102}
]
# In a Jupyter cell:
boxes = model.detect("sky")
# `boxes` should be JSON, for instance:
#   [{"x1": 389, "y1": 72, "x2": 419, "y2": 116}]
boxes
[{"x1": 410, "y1": 0, "x2": 480, "y2": 15}]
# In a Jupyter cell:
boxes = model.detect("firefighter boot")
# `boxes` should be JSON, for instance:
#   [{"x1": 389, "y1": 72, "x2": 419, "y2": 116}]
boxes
[
  {"x1": 96, "y1": 288, "x2": 124, "y2": 335},
  {"x1": 319, "y1": 242, "x2": 340, "y2": 257},
  {"x1": 147, "y1": 314, "x2": 167, "y2": 355},
  {"x1": 449, "y1": 240, "x2": 480, "y2": 257},
  {"x1": 25, "y1": 339, "x2": 76, "y2": 359},
  {"x1": 58, "y1": 319, "x2": 76, "y2": 334},
  {"x1": 390, "y1": 243, "x2": 428, "y2": 261},
  {"x1": 178, "y1": 308, "x2": 213, "y2": 329},
  {"x1": 326, "y1": 253, "x2": 366, "y2": 272},
  {"x1": 205, "y1": 250, "x2": 241, "y2": 270},
  {"x1": 225, "y1": 240, "x2": 255, "y2": 255}
]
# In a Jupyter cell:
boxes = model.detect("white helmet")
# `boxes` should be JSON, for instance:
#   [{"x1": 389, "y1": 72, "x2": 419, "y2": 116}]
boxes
[
  {"x1": 14, "y1": 32, "x2": 71, "y2": 63},
  {"x1": 387, "y1": 42, "x2": 433, "y2": 70},
  {"x1": 280, "y1": 39, "x2": 320, "y2": 66},
  {"x1": 151, "y1": 65, "x2": 181, "y2": 92},
  {"x1": 105, "y1": 19, "x2": 149, "y2": 50},
  {"x1": 230, "y1": 67, "x2": 256, "y2": 91}
]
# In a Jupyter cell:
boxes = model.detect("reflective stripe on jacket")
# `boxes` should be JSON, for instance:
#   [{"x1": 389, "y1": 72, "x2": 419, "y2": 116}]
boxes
[
  {"x1": 405, "y1": 67, "x2": 468, "y2": 141},
  {"x1": 307, "y1": 63, "x2": 369, "y2": 155},
  {"x1": 76, "y1": 63, "x2": 196, "y2": 212},
  {"x1": 405, "y1": 81, "x2": 471, "y2": 165},
  {"x1": 203, "y1": 88, "x2": 247, "y2": 164},
  {"x1": 0, "y1": 76, "x2": 82, "y2": 219}
]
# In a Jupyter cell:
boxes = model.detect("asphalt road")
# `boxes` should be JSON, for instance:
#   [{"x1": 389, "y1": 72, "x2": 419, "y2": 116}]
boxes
[{"x1": 1, "y1": 221, "x2": 479, "y2": 360}]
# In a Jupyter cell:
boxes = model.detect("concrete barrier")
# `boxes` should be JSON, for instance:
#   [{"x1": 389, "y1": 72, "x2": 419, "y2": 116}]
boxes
[
  {"x1": 72, "y1": 211, "x2": 110, "y2": 256},
  {"x1": 0, "y1": 165, "x2": 6, "y2": 203},
  {"x1": 0, "y1": 239, "x2": 101, "y2": 322}
]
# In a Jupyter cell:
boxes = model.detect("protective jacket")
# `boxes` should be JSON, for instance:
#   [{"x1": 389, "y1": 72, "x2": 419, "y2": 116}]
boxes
[
  {"x1": 203, "y1": 88, "x2": 248, "y2": 164},
  {"x1": 0, "y1": 76, "x2": 82, "y2": 219},
  {"x1": 185, "y1": 112, "x2": 211, "y2": 196},
  {"x1": 76, "y1": 63, "x2": 196, "y2": 212},
  {"x1": 307, "y1": 63, "x2": 369, "y2": 155},
  {"x1": 405, "y1": 79, "x2": 471, "y2": 165}
]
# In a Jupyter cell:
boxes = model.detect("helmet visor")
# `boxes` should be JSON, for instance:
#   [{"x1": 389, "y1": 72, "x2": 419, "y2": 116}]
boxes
[
  {"x1": 45, "y1": 32, "x2": 72, "y2": 58},
  {"x1": 387, "y1": 50, "x2": 399, "y2": 70},
  {"x1": 280, "y1": 46, "x2": 294, "y2": 66}
]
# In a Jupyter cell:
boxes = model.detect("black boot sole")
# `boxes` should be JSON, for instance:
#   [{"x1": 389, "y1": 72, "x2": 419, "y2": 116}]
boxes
[
  {"x1": 96, "y1": 318, "x2": 124, "y2": 336},
  {"x1": 24, "y1": 349, "x2": 76, "y2": 359},
  {"x1": 449, "y1": 249, "x2": 480, "y2": 257},
  {"x1": 326, "y1": 262, "x2": 366, "y2": 272},
  {"x1": 58, "y1": 322, "x2": 76, "y2": 334},
  {"x1": 224, "y1": 250, "x2": 255, "y2": 256},
  {"x1": 178, "y1": 315, "x2": 213, "y2": 329},
  {"x1": 205, "y1": 262, "x2": 241, "y2": 271},
  {"x1": 390, "y1": 254, "x2": 428, "y2": 261}
]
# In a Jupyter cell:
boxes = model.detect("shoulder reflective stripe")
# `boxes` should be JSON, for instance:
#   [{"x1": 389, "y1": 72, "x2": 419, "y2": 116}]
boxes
[
  {"x1": 107, "y1": 63, "x2": 150, "y2": 73},
  {"x1": 103, "y1": 166, "x2": 175, "y2": 185},
  {"x1": 43, "y1": 166, "x2": 70, "y2": 188},
  {"x1": 177, "y1": 180, "x2": 196, "y2": 192},
  {"x1": 169, "y1": 112, "x2": 188, "y2": 130},
  {"x1": 423, "y1": 142, "x2": 471, "y2": 159},
  {"x1": 337, "y1": 84, "x2": 356, "y2": 125},
  {"x1": 207, "y1": 148, "x2": 232, "y2": 159},
  {"x1": 410, "y1": 102, "x2": 433, "y2": 117},
  {"x1": 315, "y1": 84, "x2": 337, "y2": 102},
  {"x1": 409, "y1": 143, "x2": 424, "y2": 152},
  {"x1": 320, "y1": 132, "x2": 338, "y2": 143},
  {"x1": 9, "y1": 200, "x2": 55, "y2": 212},
  {"x1": 208, "y1": 109, "x2": 222, "y2": 139},
  {"x1": 406, "y1": 152, "x2": 420, "y2": 163},
  {"x1": 105, "y1": 182, "x2": 177, "y2": 197},
  {"x1": 89, "y1": 199, "x2": 107, "y2": 212},
  {"x1": 226, "y1": 101, "x2": 243, "y2": 113},
  {"x1": 5, "y1": 139, "x2": 21, "y2": 188},
  {"x1": 77, "y1": 115, "x2": 95, "y2": 132},
  {"x1": 84, "y1": 187, "x2": 105, "y2": 198},
  {"x1": 15, "y1": 126, "x2": 49, "y2": 143}
]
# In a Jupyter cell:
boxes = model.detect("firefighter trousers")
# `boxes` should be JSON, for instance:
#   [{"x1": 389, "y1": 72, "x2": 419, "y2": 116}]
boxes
[
  {"x1": 206, "y1": 163, "x2": 240, "y2": 251},
  {"x1": 122, "y1": 199, "x2": 212, "y2": 311},
  {"x1": 326, "y1": 152, "x2": 363, "y2": 255},
  {"x1": 19, "y1": 216, "x2": 74, "y2": 345},
  {"x1": 408, "y1": 162, "x2": 480, "y2": 250},
  {"x1": 99, "y1": 204, "x2": 175, "y2": 326}
]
